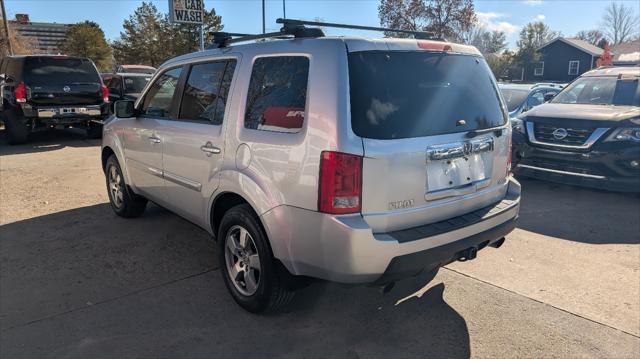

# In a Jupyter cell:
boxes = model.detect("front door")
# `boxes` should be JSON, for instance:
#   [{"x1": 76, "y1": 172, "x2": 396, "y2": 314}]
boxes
[
  {"x1": 123, "y1": 67, "x2": 183, "y2": 204},
  {"x1": 159, "y1": 60, "x2": 236, "y2": 227}
]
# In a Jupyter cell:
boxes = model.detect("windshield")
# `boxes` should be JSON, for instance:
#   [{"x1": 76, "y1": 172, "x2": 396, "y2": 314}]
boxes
[
  {"x1": 24, "y1": 57, "x2": 101, "y2": 85},
  {"x1": 500, "y1": 89, "x2": 530, "y2": 112},
  {"x1": 348, "y1": 51, "x2": 506, "y2": 139},
  {"x1": 123, "y1": 76, "x2": 151, "y2": 93},
  {"x1": 552, "y1": 76, "x2": 640, "y2": 106}
]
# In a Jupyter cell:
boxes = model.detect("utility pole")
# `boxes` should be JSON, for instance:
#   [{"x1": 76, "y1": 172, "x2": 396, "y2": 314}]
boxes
[
  {"x1": 282, "y1": 0, "x2": 286, "y2": 19},
  {"x1": 261, "y1": 0, "x2": 265, "y2": 34},
  {"x1": 1, "y1": 0, "x2": 13, "y2": 55}
]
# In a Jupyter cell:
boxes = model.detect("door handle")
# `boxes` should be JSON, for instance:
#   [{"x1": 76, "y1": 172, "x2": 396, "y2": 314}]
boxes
[
  {"x1": 200, "y1": 142, "x2": 221, "y2": 156},
  {"x1": 148, "y1": 136, "x2": 161, "y2": 144}
]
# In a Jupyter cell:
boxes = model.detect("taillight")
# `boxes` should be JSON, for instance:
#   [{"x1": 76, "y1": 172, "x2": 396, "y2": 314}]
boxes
[
  {"x1": 318, "y1": 151, "x2": 363, "y2": 214},
  {"x1": 15, "y1": 82, "x2": 26, "y2": 103},
  {"x1": 101, "y1": 84, "x2": 109, "y2": 103},
  {"x1": 507, "y1": 134, "x2": 513, "y2": 176}
]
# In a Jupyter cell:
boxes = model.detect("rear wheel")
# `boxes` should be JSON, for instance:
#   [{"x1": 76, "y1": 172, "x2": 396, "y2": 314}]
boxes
[
  {"x1": 218, "y1": 204, "x2": 295, "y2": 313},
  {"x1": 105, "y1": 155, "x2": 147, "y2": 218},
  {"x1": 2, "y1": 109, "x2": 29, "y2": 145}
]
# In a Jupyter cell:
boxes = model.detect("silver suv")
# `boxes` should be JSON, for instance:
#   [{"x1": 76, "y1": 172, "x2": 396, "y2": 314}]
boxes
[{"x1": 101, "y1": 20, "x2": 521, "y2": 312}]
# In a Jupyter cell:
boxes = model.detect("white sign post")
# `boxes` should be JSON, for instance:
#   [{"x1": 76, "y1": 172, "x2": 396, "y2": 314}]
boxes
[{"x1": 169, "y1": 0, "x2": 206, "y2": 51}]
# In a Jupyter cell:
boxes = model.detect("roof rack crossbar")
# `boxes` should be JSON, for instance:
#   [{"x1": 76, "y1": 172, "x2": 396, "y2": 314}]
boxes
[{"x1": 276, "y1": 18, "x2": 438, "y2": 40}]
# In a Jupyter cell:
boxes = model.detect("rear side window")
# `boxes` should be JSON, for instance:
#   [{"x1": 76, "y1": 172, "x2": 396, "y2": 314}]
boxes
[
  {"x1": 24, "y1": 57, "x2": 100, "y2": 85},
  {"x1": 141, "y1": 67, "x2": 182, "y2": 118},
  {"x1": 348, "y1": 52, "x2": 506, "y2": 139},
  {"x1": 244, "y1": 56, "x2": 309, "y2": 133},
  {"x1": 179, "y1": 60, "x2": 236, "y2": 125}
]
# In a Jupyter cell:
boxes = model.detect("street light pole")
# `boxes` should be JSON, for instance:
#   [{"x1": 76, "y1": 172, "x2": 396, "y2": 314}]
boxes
[
  {"x1": 282, "y1": 0, "x2": 286, "y2": 19},
  {"x1": 262, "y1": 0, "x2": 265, "y2": 34},
  {"x1": 1, "y1": 0, "x2": 13, "y2": 55}
]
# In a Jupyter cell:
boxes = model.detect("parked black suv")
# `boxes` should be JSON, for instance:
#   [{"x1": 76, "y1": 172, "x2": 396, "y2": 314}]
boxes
[
  {"x1": 512, "y1": 66, "x2": 640, "y2": 192},
  {"x1": 0, "y1": 55, "x2": 110, "y2": 144}
]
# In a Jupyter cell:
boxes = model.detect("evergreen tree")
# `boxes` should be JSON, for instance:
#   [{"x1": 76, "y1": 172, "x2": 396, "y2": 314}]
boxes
[{"x1": 60, "y1": 21, "x2": 112, "y2": 70}]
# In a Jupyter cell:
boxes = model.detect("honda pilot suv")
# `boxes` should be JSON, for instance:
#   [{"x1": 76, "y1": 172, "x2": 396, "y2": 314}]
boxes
[
  {"x1": 512, "y1": 67, "x2": 640, "y2": 191},
  {"x1": 0, "y1": 55, "x2": 109, "y2": 144},
  {"x1": 101, "y1": 20, "x2": 521, "y2": 312}
]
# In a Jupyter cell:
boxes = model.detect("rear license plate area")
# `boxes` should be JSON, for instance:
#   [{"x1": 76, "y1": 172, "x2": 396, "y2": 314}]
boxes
[{"x1": 426, "y1": 138, "x2": 494, "y2": 193}]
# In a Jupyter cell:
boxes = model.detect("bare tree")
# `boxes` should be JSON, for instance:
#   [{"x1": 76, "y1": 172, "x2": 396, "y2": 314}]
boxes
[
  {"x1": 378, "y1": 0, "x2": 476, "y2": 40},
  {"x1": 0, "y1": 20, "x2": 37, "y2": 57},
  {"x1": 602, "y1": 2, "x2": 639, "y2": 45},
  {"x1": 575, "y1": 29, "x2": 607, "y2": 48}
]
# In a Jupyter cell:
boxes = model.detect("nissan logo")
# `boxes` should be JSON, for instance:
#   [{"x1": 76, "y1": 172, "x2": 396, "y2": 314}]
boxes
[
  {"x1": 552, "y1": 128, "x2": 568, "y2": 140},
  {"x1": 63, "y1": 86, "x2": 71, "y2": 93}
]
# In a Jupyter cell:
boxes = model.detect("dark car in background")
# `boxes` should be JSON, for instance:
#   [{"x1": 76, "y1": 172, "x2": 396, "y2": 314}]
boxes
[
  {"x1": 0, "y1": 55, "x2": 109, "y2": 144},
  {"x1": 512, "y1": 67, "x2": 640, "y2": 192},
  {"x1": 101, "y1": 72, "x2": 152, "y2": 111}
]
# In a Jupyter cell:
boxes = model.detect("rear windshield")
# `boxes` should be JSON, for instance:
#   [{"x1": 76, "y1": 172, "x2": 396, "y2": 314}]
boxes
[
  {"x1": 24, "y1": 57, "x2": 101, "y2": 85},
  {"x1": 348, "y1": 51, "x2": 506, "y2": 139},
  {"x1": 123, "y1": 76, "x2": 151, "y2": 93},
  {"x1": 500, "y1": 88, "x2": 529, "y2": 112},
  {"x1": 552, "y1": 76, "x2": 640, "y2": 106}
]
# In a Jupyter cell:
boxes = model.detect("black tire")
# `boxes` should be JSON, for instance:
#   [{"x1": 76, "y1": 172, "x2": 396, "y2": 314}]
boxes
[
  {"x1": 2, "y1": 109, "x2": 29, "y2": 145},
  {"x1": 87, "y1": 123, "x2": 103, "y2": 139},
  {"x1": 217, "y1": 204, "x2": 295, "y2": 313},
  {"x1": 105, "y1": 154, "x2": 147, "y2": 218}
]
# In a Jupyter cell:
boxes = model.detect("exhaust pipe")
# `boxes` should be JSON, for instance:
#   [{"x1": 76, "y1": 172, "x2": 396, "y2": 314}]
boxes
[
  {"x1": 489, "y1": 237, "x2": 506, "y2": 249},
  {"x1": 457, "y1": 247, "x2": 478, "y2": 262}
]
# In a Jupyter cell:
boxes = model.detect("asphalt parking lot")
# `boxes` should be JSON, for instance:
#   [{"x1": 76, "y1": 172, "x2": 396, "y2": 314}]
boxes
[{"x1": 1, "y1": 129, "x2": 639, "y2": 358}]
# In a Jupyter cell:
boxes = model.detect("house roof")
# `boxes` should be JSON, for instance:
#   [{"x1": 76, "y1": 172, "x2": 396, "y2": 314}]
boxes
[
  {"x1": 538, "y1": 37, "x2": 604, "y2": 56},
  {"x1": 611, "y1": 40, "x2": 640, "y2": 63}
]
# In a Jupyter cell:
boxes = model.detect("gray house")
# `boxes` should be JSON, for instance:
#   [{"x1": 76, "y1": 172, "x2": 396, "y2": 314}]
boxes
[
  {"x1": 526, "y1": 37, "x2": 603, "y2": 83},
  {"x1": 611, "y1": 40, "x2": 640, "y2": 66}
]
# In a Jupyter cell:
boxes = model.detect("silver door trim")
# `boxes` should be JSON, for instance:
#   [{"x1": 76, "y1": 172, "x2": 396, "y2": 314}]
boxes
[
  {"x1": 126, "y1": 157, "x2": 163, "y2": 178},
  {"x1": 526, "y1": 122, "x2": 609, "y2": 149},
  {"x1": 163, "y1": 171, "x2": 202, "y2": 192},
  {"x1": 517, "y1": 164, "x2": 606, "y2": 179}
]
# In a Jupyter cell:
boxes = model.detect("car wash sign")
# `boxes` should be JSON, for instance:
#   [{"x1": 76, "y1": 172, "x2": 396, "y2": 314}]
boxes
[{"x1": 169, "y1": 0, "x2": 204, "y2": 24}]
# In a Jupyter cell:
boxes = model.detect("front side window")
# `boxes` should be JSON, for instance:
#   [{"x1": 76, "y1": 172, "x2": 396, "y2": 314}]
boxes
[
  {"x1": 568, "y1": 60, "x2": 580, "y2": 76},
  {"x1": 141, "y1": 67, "x2": 182, "y2": 118},
  {"x1": 552, "y1": 76, "x2": 639, "y2": 106},
  {"x1": 244, "y1": 56, "x2": 309, "y2": 133},
  {"x1": 179, "y1": 60, "x2": 236, "y2": 125}
]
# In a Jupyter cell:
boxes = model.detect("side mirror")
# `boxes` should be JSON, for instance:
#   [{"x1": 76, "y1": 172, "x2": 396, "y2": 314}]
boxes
[
  {"x1": 544, "y1": 93, "x2": 556, "y2": 102},
  {"x1": 114, "y1": 100, "x2": 136, "y2": 118}
]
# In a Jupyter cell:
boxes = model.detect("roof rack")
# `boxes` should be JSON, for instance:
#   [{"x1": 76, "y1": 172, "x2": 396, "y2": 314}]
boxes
[
  {"x1": 208, "y1": 18, "x2": 440, "y2": 49},
  {"x1": 277, "y1": 18, "x2": 439, "y2": 40}
]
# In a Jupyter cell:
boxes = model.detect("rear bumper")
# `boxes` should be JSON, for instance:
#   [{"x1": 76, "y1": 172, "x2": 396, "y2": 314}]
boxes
[
  {"x1": 261, "y1": 177, "x2": 520, "y2": 284},
  {"x1": 513, "y1": 137, "x2": 640, "y2": 192},
  {"x1": 20, "y1": 103, "x2": 109, "y2": 126}
]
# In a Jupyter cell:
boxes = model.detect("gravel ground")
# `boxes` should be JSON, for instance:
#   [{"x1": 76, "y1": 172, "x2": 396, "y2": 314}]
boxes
[{"x1": 1, "y1": 129, "x2": 639, "y2": 358}]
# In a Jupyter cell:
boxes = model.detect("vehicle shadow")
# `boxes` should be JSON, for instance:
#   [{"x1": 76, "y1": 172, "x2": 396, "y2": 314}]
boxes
[
  {"x1": 0, "y1": 128, "x2": 99, "y2": 156},
  {"x1": 1, "y1": 203, "x2": 470, "y2": 358},
  {"x1": 517, "y1": 176, "x2": 640, "y2": 244}
]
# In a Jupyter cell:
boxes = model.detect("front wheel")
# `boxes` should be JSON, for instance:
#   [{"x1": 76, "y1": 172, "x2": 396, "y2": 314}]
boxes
[
  {"x1": 218, "y1": 204, "x2": 295, "y2": 313},
  {"x1": 105, "y1": 155, "x2": 147, "y2": 218}
]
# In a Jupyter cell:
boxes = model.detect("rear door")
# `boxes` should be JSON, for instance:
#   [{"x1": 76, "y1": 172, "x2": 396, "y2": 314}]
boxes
[
  {"x1": 347, "y1": 49, "x2": 510, "y2": 233},
  {"x1": 23, "y1": 57, "x2": 103, "y2": 106},
  {"x1": 158, "y1": 59, "x2": 237, "y2": 226}
]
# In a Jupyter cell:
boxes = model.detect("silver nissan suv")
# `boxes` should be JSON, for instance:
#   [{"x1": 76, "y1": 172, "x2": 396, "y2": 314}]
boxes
[{"x1": 101, "y1": 20, "x2": 521, "y2": 313}]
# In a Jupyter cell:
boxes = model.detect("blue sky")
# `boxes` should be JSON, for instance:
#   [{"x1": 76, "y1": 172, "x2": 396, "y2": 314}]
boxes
[{"x1": 4, "y1": 0, "x2": 639, "y2": 49}]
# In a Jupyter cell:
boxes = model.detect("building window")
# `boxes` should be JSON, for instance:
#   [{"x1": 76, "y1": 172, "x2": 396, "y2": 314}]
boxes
[
  {"x1": 568, "y1": 60, "x2": 580, "y2": 76},
  {"x1": 534, "y1": 62, "x2": 544, "y2": 76}
]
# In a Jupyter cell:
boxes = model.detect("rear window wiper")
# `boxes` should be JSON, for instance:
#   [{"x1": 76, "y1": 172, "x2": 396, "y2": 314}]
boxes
[{"x1": 466, "y1": 125, "x2": 507, "y2": 138}]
